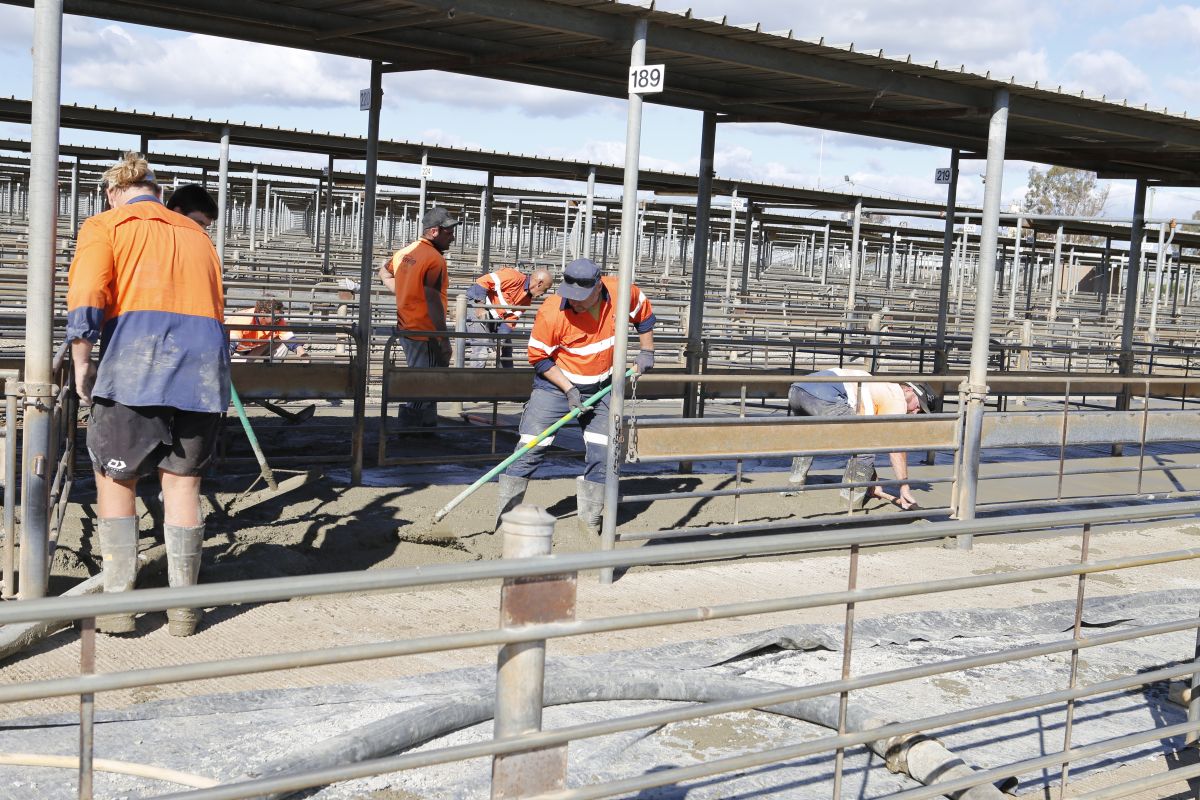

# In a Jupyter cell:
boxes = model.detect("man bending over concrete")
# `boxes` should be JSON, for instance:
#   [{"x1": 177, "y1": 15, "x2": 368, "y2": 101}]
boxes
[{"x1": 785, "y1": 368, "x2": 934, "y2": 510}]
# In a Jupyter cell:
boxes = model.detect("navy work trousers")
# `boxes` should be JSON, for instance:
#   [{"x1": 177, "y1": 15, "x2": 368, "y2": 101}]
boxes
[{"x1": 503, "y1": 386, "x2": 610, "y2": 484}]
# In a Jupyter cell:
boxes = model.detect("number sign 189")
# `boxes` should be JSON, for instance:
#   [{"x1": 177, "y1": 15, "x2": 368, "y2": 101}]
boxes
[{"x1": 628, "y1": 64, "x2": 666, "y2": 94}]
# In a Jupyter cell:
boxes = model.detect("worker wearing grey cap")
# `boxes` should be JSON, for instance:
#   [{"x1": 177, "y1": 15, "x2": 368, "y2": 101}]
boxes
[
  {"x1": 378, "y1": 206, "x2": 459, "y2": 428},
  {"x1": 496, "y1": 258, "x2": 657, "y2": 537}
]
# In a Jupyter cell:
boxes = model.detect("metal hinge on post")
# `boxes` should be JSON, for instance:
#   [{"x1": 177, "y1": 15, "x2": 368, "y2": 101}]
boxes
[{"x1": 18, "y1": 381, "x2": 58, "y2": 411}]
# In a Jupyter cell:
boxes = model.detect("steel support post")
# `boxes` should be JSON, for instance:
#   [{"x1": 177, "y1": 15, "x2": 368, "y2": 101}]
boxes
[
  {"x1": 480, "y1": 171, "x2": 494, "y2": 274},
  {"x1": 583, "y1": 166, "x2": 596, "y2": 259},
  {"x1": 1118, "y1": 180, "x2": 1148, "y2": 392},
  {"x1": 724, "y1": 188, "x2": 737, "y2": 300},
  {"x1": 821, "y1": 222, "x2": 831, "y2": 285},
  {"x1": 600, "y1": 17, "x2": 648, "y2": 586},
  {"x1": 351, "y1": 61, "x2": 382, "y2": 485},
  {"x1": 418, "y1": 149, "x2": 429, "y2": 222},
  {"x1": 68, "y1": 156, "x2": 77, "y2": 236},
  {"x1": 215, "y1": 126, "x2": 230, "y2": 263},
  {"x1": 954, "y1": 89, "x2": 1009, "y2": 544},
  {"x1": 1008, "y1": 217, "x2": 1021, "y2": 319},
  {"x1": 1049, "y1": 223, "x2": 1064, "y2": 321},
  {"x1": 933, "y1": 150, "x2": 960, "y2": 374},
  {"x1": 1148, "y1": 223, "x2": 1167, "y2": 343},
  {"x1": 322, "y1": 156, "x2": 334, "y2": 274},
  {"x1": 249, "y1": 167, "x2": 258, "y2": 253},
  {"x1": 491, "y1": 505, "x2": 572, "y2": 798},
  {"x1": 739, "y1": 201, "x2": 753, "y2": 295},
  {"x1": 20, "y1": 0, "x2": 62, "y2": 598},
  {"x1": 683, "y1": 111, "x2": 716, "y2": 421},
  {"x1": 846, "y1": 198, "x2": 862, "y2": 314}
]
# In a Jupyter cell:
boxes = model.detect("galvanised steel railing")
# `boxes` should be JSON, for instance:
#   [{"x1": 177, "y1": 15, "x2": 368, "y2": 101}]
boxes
[{"x1": 0, "y1": 500, "x2": 1197, "y2": 799}]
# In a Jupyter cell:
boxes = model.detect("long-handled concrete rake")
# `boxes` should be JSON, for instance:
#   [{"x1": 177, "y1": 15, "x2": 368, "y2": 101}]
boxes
[
  {"x1": 431, "y1": 369, "x2": 633, "y2": 523},
  {"x1": 227, "y1": 383, "x2": 318, "y2": 514}
]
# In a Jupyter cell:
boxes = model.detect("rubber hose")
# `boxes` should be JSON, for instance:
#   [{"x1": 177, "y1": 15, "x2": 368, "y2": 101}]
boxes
[
  {"x1": 246, "y1": 667, "x2": 1007, "y2": 800},
  {"x1": 0, "y1": 752, "x2": 216, "y2": 788}
]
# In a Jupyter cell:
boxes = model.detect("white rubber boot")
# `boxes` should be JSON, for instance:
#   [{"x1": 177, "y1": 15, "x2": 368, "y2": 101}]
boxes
[
  {"x1": 576, "y1": 477, "x2": 605, "y2": 537},
  {"x1": 164, "y1": 523, "x2": 204, "y2": 637},
  {"x1": 96, "y1": 516, "x2": 139, "y2": 634},
  {"x1": 495, "y1": 474, "x2": 529, "y2": 532},
  {"x1": 780, "y1": 456, "x2": 814, "y2": 497},
  {"x1": 840, "y1": 457, "x2": 874, "y2": 510}
]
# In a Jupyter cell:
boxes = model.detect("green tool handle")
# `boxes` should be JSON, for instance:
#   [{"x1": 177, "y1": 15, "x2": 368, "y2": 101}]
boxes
[
  {"x1": 230, "y1": 383, "x2": 278, "y2": 491},
  {"x1": 432, "y1": 369, "x2": 633, "y2": 523}
]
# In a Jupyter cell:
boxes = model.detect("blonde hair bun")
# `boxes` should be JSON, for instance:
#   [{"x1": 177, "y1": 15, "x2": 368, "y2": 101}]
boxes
[{"x1": 101, "y1": 151, "x2": 157, "y2": 191}]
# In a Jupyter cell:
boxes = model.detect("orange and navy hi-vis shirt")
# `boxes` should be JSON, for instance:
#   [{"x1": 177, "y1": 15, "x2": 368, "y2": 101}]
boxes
[
  {"x1": 66, "y1": 196, "x2": 230, "y2": 413},
  {"x1": 385, "y1": 238, "x2": 447, "y2": 340},
  {"x1": 466, "y1": 267, "x2": 532, "y2": 323},
  {"x1": 527, "y1": 276, "x2": 655, "y2": 391}
]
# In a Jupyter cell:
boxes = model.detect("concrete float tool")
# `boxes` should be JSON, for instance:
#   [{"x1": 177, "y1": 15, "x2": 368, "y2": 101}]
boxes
[
  {"x1": 227, "y1": 383, "x2": 318, "y2": 514},
  {"x1": 432, "y1": 369, "x2": 633, "y2": 523}
]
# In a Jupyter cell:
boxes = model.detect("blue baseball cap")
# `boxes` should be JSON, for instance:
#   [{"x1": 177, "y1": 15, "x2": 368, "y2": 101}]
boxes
[{"x1": 560, "y1": 258, "x2": 602, "y2": 301}]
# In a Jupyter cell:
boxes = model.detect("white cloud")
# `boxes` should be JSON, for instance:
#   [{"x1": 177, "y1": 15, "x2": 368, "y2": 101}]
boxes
[
  {"x1": 386, "y1": 73, "x2": 621, "y2": 120},
  {"x1": 1058, "y1": 49, "x2": 1150, "y2": 100},
  {"x1": 676, "y1": 0, "x2": 1055, "y2": 73},
  {"x1": 66, "y1": 28, "x2": 362, "y2": 109},
  {"x1": 1122, "y1": 5, "x2": 1200, "y2": 45}
]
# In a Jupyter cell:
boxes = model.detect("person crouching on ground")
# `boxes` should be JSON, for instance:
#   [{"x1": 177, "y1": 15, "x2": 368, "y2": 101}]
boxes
[
  {"x1": 495, "y1": 258, "x2": 656, "y2": 536},
  {"x1": 785, "y1": 368, "x2": 934, "y2": 511},
  {"x1": 67, "y1": 152, "x2": 230, "y2": 637}
]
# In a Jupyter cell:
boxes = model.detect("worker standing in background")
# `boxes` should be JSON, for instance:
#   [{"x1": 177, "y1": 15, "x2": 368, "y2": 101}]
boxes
[
  {"x1": 377, "y1": 206, "x2": 458, "y2": 428},
  {"x1": 784, "y1": 368, "x2": 934, "y2": 510},
  {"x1": 465, "y1": 266, "x2": 553, "y2": 368},
  {"x1": 496, "y1": 258, "x2": 656, "y2": 537}
]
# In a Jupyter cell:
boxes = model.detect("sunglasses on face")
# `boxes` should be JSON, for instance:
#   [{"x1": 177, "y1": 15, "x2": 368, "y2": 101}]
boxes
[{"x1": 563, "y1": 275, "x2": 597, "y2": 288}]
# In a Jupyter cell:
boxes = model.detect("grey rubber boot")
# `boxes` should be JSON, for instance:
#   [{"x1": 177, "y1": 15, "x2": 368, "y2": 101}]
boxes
[
  {"x1": 495, "y1": 474, "x2": 529, "y2": 531},
  {"x1": 96, "y1": 516, "x2": 140, "y2": 634},
  {"x1": 840, "y1": 457, "x2": 875, "y2": 510},
  {"x1": 576, "y1": 476, "x2": 605, "y2": 537},
  {"x1": 780, "y1": 456, "x2": 813, "y2": 497},
  {"x1": 164, "y1": 523, "x2": 205, "y2": 637}
]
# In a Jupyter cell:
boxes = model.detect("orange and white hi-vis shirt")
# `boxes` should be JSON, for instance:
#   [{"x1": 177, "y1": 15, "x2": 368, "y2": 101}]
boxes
[
  {"x1": 527, "y1": 276, "x2": 656, "y2": 390},
  {"x1": 384, "y1": 238, "x2": 447, "y2": 341},
  {"x1": 467, "y1": 267, "x2": 532, "y2": 323}
]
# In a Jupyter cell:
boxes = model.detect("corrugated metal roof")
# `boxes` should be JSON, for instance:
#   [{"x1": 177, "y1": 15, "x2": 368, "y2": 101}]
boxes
[{"x1": 34, "y1": 0, "x2": 1200, "y2": 182}]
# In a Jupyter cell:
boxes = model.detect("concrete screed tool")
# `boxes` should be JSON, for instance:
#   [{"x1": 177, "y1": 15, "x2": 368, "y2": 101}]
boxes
[
  {"x1": 227, "y1": 383, "x2": 318, "y2": 514},
  {"x1": 432, "y1": 368, "x2": 634, "y2": 523}
]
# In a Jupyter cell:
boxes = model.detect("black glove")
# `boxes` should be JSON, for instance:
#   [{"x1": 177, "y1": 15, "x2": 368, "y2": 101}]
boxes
[
  {"x1": 635, "y1": 349, "x2": 655, "y2": 374},
  {"x1": 565, "y1": 387, "x2": 584, "y2": 414}
]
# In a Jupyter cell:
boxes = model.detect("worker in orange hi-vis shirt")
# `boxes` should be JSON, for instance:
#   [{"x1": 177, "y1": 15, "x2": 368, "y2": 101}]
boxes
[
  {"x1": 494, "y1": 258, "x2": 656, "y2": 537},
  {"x1": 226, "y1": 299, "x2": 308, "y2": 360},
  {"x1": 377, "y1": 206, "x2": 458, "y2": 428},
  {"x1": 465, "y1": 266, "x2": 553, "y2": 368},
  {"x1": 67, "y1": 152, "x2": 229, "y2": 639}
]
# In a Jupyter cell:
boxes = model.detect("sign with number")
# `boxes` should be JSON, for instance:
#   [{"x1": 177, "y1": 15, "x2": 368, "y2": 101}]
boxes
[
  {"x1": 934, "y1": 167, "x2": 952, "y2": 184},
  {"x1": 731, "y1": 198, "x2": 747, "y2": 213},
  {"x1": 420, "y1": 165, "x2": 433, "y2": 180},
  {"x1": 628, "y1": 64, "x2": 666, "y2": 94},
  {"x1": 359, "y1": 88, "x2": 371, "y2": 111}
]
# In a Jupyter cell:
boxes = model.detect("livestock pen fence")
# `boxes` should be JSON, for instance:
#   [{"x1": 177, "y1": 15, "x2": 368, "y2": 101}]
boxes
[{"x1": 0, "y1": 501, "x2": 1197, "y2": 798}]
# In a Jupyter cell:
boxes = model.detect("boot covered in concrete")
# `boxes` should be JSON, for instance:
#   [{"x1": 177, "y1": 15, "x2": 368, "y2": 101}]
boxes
[
  {"x1": 495, "y1": 474, "x2": 529, "y2": 532},
  {"x1": 576, "y1": 476, "x2": 605, "y2": 537},
  {"x1": 96, "y1": 515, "x2": 140, "y2": 634},
  {"x1": 840, "y1": 457, "x2": 875, "y2": 510},
  {"x1": 164, "y1": 523, "x2": 204, "y2": 637},
  {"x1": 780, "y1": 456, "x2": 814, "y2": 497}
]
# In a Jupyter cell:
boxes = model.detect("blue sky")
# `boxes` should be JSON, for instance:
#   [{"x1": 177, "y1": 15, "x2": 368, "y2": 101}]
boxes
[{"x1": 0, "y1": 1, "x2": 1197, "y2": 219}]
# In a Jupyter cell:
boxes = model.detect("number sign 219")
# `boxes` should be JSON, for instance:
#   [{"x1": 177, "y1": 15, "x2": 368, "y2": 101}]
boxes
[{"x1": 628, "y1": 64, "x2": 666, "y2": 94}]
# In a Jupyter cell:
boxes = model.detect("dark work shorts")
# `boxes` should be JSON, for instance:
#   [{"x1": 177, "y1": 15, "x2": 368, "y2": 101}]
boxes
[{"x1": 87, "y1": 398, "x2": 222, "y2": 480}]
